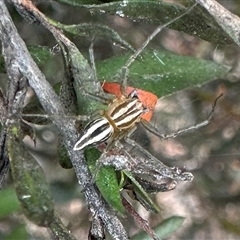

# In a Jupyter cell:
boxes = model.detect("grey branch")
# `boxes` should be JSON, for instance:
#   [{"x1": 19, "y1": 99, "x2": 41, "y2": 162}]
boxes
[{"x1": 196, "y1": 0, "x2": 240, "y2": 47}]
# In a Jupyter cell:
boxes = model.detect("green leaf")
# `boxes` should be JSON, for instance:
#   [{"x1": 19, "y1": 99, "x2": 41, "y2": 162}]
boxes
[
  {"x1": 82, "y1": 0, "x2": 232, "y2": 45},
  {"x1": 97, "y1": 49, "x2": 228, "y2": 97},
  {"x1": 57, "y1": 143, "x2": 73, "y2": 169},
  {"x1": 49, "y1": 21, "x2": 134, "y2": 52},
  {"x1": 28, "y1": 45, "x2": 52, "y2": 66},
  {"x1": 123, "y1": 170, "x2": 160, "y2": 213},
  {"x1": 84, "y1": 148, "x2": 125, "y2": 215},
  {"x1": 7, "y1": 124, "x2": 77, "y2": 239},
  {"x1": 0, "y1": 187, "x2": 20, "y2": 219},
  {"x1": 55, "y1": 35, "x2": 102, "y2": 115},
  {"x1": 7, "y1": 124, "x2": 55, "y2": 226},
  {"x1": 132, "y1": 216, "x2": 185, "y2": 240}
]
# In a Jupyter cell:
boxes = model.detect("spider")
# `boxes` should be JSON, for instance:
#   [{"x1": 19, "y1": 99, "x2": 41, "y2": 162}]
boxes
[
  {"x1": 73, "y1": 88, "x2": 151, "y2": 151},
  {"x1": 73, "y1": 81, "x2": 222, "y2": 159}
]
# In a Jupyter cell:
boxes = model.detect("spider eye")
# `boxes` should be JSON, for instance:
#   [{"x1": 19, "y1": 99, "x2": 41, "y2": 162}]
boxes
[{"x1": 128, "y1": 89, "x2": 139, "y2": 99}]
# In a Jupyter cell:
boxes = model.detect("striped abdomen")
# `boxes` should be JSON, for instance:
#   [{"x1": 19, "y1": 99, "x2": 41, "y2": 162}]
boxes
[{"x1": 73, "y1": 117, "x2": 113, "y2": 151}]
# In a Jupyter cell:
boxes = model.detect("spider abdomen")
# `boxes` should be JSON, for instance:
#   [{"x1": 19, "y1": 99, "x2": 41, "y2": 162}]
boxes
[{"x1": 73, "y1": 117, "x2": 114, "y2": 151}]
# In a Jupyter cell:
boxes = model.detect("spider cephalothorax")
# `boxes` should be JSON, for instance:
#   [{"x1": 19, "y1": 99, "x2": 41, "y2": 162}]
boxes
[{"x1": 73, "y1": 90, "x2": 146, "y2": 151}]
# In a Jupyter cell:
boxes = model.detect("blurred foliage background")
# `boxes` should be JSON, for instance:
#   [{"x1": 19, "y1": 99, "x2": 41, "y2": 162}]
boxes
[{"x1": 1, "y1": 0, "x2": 240, "y2": 239}]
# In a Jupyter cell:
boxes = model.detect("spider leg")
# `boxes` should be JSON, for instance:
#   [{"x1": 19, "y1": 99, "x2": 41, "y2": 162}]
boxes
[
  {"x1": 120, "y1": 67, "x2": 128, "y2": 97},
  {"x1": 91, "y1": 150, "x2": 108, "y2": 184},
  {"x1": 123, "y1": 125, "x2": 167, "y2": 168},
  {"x1": 124, "y1": 133, "x2": 165, "y2": 167},
  {"x1": 90, "y1": 124, "x2": 193, "y2": 183},
  {"x1": 76, "y1": 42, "x2": 114, "y2": 105},
  {"x1": 91, "y1": 129, "x2": 137, "y2": 183},
  {"x1": 89, "y1": 40, "x2": 98, "y2": 84},
  {"x1": 91, "y1": 132, "x2": 119, "y2": 183},
  {"x1": 119, "y1": 3, "x2": 198, "y2": 92},
  {"x1": 141, "y1": 93, "x2": 223, "y2": 140},
  {"x1": 123, "y1": 127, "x2": 193, "y2": 182},
  {"x1": 124, "y1": 135, "x2": 193, "y2": 182}
]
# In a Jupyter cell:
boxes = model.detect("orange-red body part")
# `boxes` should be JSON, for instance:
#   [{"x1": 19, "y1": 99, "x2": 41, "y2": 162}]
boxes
[{"x1": 102, "y1": 82, "x2": 158, "y2": 122}]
